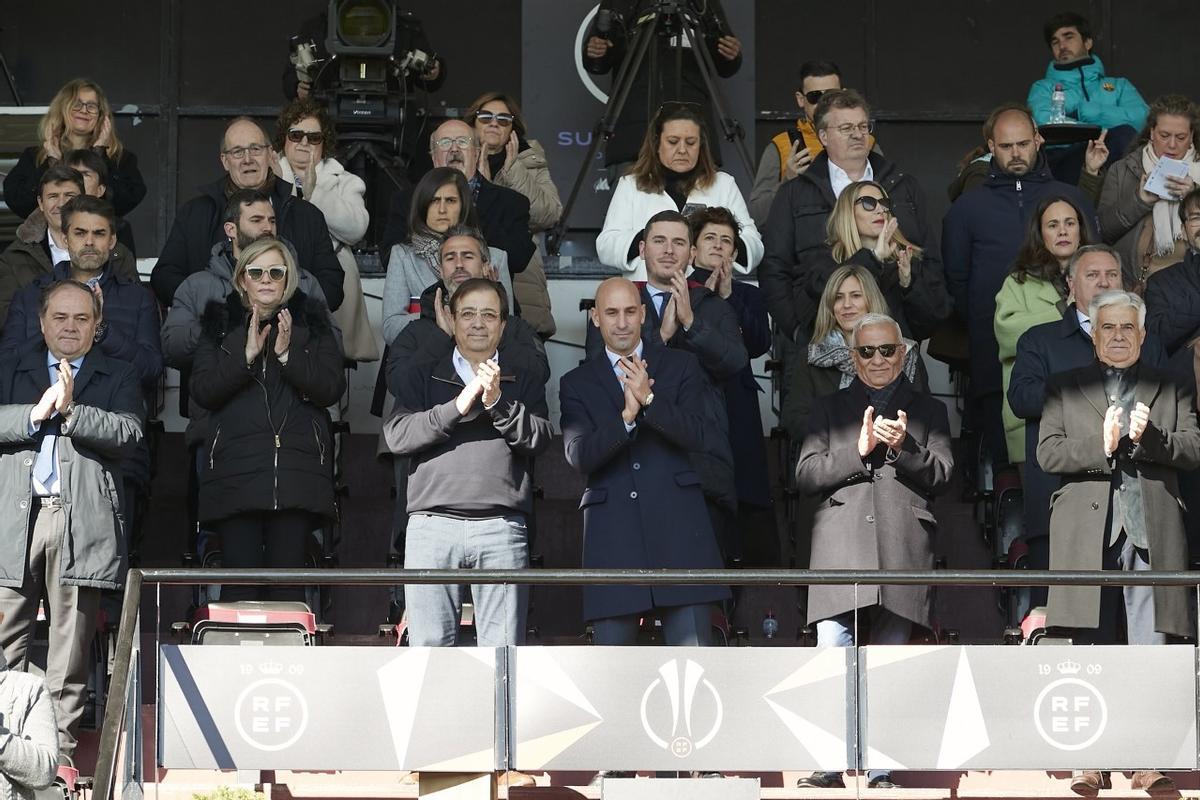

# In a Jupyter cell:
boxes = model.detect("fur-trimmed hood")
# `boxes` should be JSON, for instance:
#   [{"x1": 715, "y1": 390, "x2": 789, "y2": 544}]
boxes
[{"x1": 199, "y1": 288, "x2": 333, "y2": 343}]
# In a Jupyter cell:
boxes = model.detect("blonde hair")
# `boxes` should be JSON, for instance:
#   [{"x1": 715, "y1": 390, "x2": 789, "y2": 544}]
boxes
[
  {"x1": 811, "y1": 264, "x2": 889, "y2": 343},
  {"x1": 233, "y1": 237, "x2": 300, "y2": 309},
  {"x1": 826, "y1": 181, "x2": 922, "y2": 263},
  {"x1": 38, "y1": 79, "x2": 124, "y2": 165}
]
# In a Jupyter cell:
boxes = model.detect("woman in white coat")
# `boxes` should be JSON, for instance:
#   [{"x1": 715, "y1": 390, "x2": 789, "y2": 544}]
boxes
[
  {"x1": 597, "y1": 102, "x2": 762, "y2": 280},
  {"x1": 273, "y1": 98, "x2": 379, "y2": 362}
]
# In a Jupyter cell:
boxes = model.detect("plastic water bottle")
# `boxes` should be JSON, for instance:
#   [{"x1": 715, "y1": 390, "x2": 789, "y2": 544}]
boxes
[
  {"x1": 1049, "y1": 83, "x2": 1069, "y2": 123},
  {"x1": 762, "y1": 611, "x2": 779, "y2": 640}
]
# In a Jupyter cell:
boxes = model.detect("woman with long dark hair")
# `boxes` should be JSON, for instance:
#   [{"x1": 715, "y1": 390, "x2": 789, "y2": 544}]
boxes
[
  {"x1": 597, "y1": 102, "x2": 762, "y2": 279},
  {"x1": 994, "y1": 195, "x2": 1091, "y2": 463}
]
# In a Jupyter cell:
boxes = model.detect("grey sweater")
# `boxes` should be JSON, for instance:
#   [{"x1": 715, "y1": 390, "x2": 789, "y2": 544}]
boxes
[{"x1": 0, "y1": 667, "x2": 58, "y2": 800}]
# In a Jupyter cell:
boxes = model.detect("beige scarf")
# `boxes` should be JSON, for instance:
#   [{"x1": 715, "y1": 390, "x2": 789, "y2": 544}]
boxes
[{"x1": 1142, "y1": 143, "x2": 1200, "y2": 256}]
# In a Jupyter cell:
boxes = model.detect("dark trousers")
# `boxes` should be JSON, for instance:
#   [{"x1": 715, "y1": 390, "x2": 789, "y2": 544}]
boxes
[
  {"x1": 592, "y1": 604, "x2": 713, "y2": 646},
  {"x1": 215, "y1": 510, "x2": 313, "y2": 602}
]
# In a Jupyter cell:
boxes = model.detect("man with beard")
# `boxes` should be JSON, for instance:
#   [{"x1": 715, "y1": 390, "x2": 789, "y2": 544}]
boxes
[
  {"x1": 943, "y1": 103, "x2": 1097, "y2": 468},
  {"x1": 378, "y1": 120, "x2": 535, "y2": 277},
  {"x1": 151, "y1": 117, "x2": 343, "y2": 310}
]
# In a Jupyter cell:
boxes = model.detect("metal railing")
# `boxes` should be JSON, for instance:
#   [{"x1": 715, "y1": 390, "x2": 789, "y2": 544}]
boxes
[{"x1": 92, "y1": 566, "x2": 1200, "y2": 800}]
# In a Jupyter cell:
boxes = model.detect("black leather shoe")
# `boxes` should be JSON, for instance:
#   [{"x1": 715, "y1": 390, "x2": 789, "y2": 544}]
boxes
[{"x1": 796, "y1": 772, "x2": 845, "y2": 788}]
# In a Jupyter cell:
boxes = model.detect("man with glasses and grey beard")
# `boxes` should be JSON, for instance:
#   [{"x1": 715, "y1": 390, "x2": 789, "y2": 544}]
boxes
[
  {"x1": 761, "y1": 89, "x2": 934, "y2": 347},
  {"x1": 794, "y1": 312, "x2": 952, "y2": 790},
  {"x1": 378, "y1": 120, "x2": 535, "y2": 276},
  {"x1": 151, "y1": 117, "x2": 343, "y2": 311}
]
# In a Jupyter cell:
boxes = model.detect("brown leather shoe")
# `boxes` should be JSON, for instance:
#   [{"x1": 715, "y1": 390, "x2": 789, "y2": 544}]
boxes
[
  {"x1": 1131, "y1": 770, "x2": 1175, "y2": 792},
  {"x1": 498, "y1": 770, "x2": 537, "y2": 787},
  {"x1": 1070, "y1": 770, "x2": 1108, "y2": 796}
]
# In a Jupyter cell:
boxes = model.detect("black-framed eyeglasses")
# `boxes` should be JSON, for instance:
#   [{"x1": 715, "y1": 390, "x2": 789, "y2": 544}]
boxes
[
  {"x1": 71, "y1": 100, "x2": 101, "y2": 115},
  {"x1": 854, "y1": 195, "x2": 893, "y2": 212},
  {"x1": 245, "y1": 265, "x2": 287, "y2": 283},
  {"x1": 222, "y1": 143, "x2": 270, "y2": 159},
  {"x1": 475, "y1": 111, "x2": 514, "y2": 127},
  {"x1": 802, "y1": 89, "x2": 828, "y2": 105},
  {"x1": 854, "y1": 343, "x2": 900, "y2": 359},
  {"x1": 287, "y1": 129, "x2": 325, "y2": 146}
]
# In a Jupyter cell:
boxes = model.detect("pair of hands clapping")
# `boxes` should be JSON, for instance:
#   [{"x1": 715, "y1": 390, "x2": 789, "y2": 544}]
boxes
[
  {"x1": 31, "y1": 360, "x2": 75, "y2": 426},
  {"x1": 858, "y1": 405, "x2": 908, "y2": 457},
  {"x1": 245, "y1": 306, "x2": 292, "y2": 365},
  {"x1": 1103, "y1": 402, "x2": 1151, "y2": 457},
  {"x1": 455, "y1": 358, "x2": 502, "y2": 415}
]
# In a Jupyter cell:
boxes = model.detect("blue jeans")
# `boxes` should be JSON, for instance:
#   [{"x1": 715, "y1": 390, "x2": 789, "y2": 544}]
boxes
[{"x1": 403, "y1": 513, "x2": 529, "y2": 647}]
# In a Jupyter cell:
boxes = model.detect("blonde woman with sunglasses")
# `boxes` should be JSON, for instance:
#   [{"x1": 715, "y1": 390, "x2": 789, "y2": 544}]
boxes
[{"x1": 190, "y1": 236, "x2": 345, "y2": 602}]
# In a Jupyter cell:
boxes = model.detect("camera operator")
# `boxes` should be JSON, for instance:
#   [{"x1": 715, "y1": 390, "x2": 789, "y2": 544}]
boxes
[
  {"x1": 583, "y1": 0, "x2": 742, "y2": 174},
  {"x1": 283, "y1": 6, "x2": 445, "y2": 101}
]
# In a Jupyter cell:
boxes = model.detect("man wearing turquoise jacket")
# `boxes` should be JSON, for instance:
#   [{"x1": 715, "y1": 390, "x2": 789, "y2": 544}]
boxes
[{"x1": 1027, "y1": 11, "x2": 1147, "y2": 184}]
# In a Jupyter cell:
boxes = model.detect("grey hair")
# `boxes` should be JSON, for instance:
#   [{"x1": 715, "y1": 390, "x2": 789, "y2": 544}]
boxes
[
  {"x1": 1089, "y1": 289, "x2": 1146, "y2": 329},
  {"x1": 1068, "y1": 243, "x2": 1124, "y2": 282},
  {"x1": 440, "y1": 224, "x2": 490, "y2": 263},
  {"x1": 851, "y1": 312, "x2": 902, "y2": 345}
]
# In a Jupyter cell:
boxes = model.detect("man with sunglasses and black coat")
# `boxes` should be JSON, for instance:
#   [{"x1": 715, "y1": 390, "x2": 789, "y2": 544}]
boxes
[
  {"x1": 151, "y1": 118, "x2": 343, "y2": 311},
  {"x1": 761, "y1": 90, "x2": 934, "y2": 347},
  {"x1": 794, "y1": 311, "x2": 952, "y2": 790}
]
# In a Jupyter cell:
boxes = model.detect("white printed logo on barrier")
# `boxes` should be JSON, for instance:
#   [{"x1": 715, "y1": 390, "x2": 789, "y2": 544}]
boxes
[
  {"x1": 640, "y1": 659, "x2": 723, "y2": 758},
  {"x1": 1033, "y1": 660, "x2": 1108, "y2": 751},
  {"x1": 234, "y1": 677, "x2": 310, "y2": 752}
]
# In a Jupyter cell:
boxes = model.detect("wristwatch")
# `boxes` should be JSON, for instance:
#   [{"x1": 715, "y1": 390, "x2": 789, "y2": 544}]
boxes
[{"x1": 643, "y1": 391, "x2": 655, "y2": 407}]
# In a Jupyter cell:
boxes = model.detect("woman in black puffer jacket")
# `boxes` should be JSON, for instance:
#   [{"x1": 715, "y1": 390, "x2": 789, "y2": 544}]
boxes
[{"x1": 191, "y1": 236, "x2": 345, "y2": 601}]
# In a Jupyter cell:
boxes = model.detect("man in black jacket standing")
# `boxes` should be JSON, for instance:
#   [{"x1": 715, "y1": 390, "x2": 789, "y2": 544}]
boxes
[
  {"x1": 151, "y1": 118, "x2": 344, "y2": 310},
  {"x1": 761, "y1": 89, "x2": 934, "y2": 346},
  {"x1": 1145, "y1": 188, "x2": 1200, "y2": 356},
  {"x1": 378, "y1": 120, "x2": 535, "y2": 275},
  {"x1": 943, "y1": 104, "x2": 1096, "y2": 468},
  {"x1": 384, "y1": 278, "x2": 552, "y2": 647}
]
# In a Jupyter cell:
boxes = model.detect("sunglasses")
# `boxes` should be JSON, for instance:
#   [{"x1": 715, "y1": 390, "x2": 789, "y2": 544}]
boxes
[
  {"x1": 287, "y1": 129, "x2": 325, "y2": 146},
  {"x1": 854, "y1": 195, "x2": 892, "y2": 212},
  {"x1": 245, "y1": 265, "x2": 287, "y2": 282},
  {"x1": 475, "y1": 111, "x2": 514, "y2": 127},
  {"x1": 854, "y1": 344, "x2": 901, "y2": 359},
  {"x1": 802, "y1": 89, "x2": 828, "y2": 105}
]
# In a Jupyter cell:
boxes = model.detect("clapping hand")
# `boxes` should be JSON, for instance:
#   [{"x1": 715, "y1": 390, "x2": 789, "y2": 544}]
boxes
[
  {"x1": 1103, "y1": 404, "x2": 1123, "y2": 457},
  {"x1": 858, "y1": 405, "x2": 879, "y2": 457},
  {"x1": 245, "y1": 305, "x2": 270, "y2": 365},
  {"x1": 477, "y1": 359, "x2": 502, "y2": 408},
  {"x1": 54, "y1": 359, "x2": 74, "y2": 416},
  {"x1": 433, "y1": 287, "x2": 454, "y2": 336},
  {"x1": 873, "y1": 409, "x2": 908, "y2": 450},
  {"x1": 896, "y1": 246, "x2": 913, "y2": 289},
  {"x1": 873, "y1": 217, "x2": 899, "y2": 261},
  {"x1": 273, "y1": 308, "x2": 292, "y2": 357},
  {"x1": 703, "y1": 256, "x2": 734, "y2": 299},
  {"x1": 618, "y1": 356, "x2": 654, "y2": 424},
  {"x1": 1128, "y1": 401, "x2": 1151, "y2": 444}
]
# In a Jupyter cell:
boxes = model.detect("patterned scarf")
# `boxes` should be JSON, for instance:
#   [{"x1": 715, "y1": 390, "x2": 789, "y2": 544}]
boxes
[{"x1": 410, "y1": 232, "x2": 444, "y2": 282}]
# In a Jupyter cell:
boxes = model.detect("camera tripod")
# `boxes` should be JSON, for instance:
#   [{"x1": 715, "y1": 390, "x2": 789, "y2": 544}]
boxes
[{"x1": 547, "y1": 0, "x2": 752, "y2": 254}]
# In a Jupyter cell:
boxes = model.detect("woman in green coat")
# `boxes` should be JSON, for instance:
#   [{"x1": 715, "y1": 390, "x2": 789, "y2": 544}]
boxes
[{"x1": 994, "y1": 195, "x2": 1091, "y2": 464}]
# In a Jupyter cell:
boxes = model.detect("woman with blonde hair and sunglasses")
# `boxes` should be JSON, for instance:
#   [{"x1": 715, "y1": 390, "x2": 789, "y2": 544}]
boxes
[
  {"x1": 191, "y1": 236, "x2": 345, "y2": 601},
  {"x1": 3, "y1": 78, "x2": 146, "y2": 219},
  {"x1": 796, "y1": 180, "x2": 951, "y2": 343},
  {"x1": 597, "y1": 102, "x2": 762, "y2": 280}
]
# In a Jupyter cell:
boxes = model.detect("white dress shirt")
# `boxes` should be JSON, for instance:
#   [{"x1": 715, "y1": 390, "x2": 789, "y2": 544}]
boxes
[
  {"x1": 829, "y1": 159, "x2": 874, "y2": 200},
  {"x1": 606, "y1": 342, "x2": 645, "y2": 432}
]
